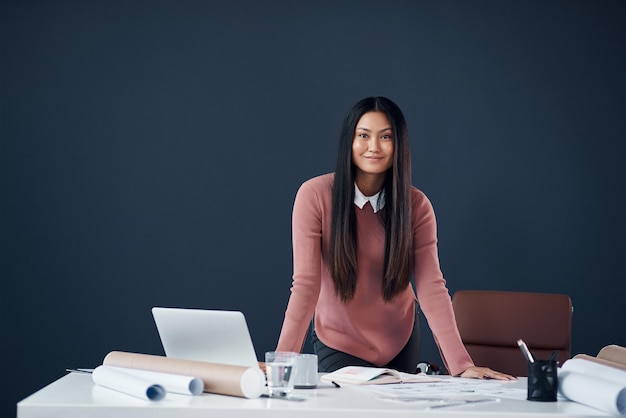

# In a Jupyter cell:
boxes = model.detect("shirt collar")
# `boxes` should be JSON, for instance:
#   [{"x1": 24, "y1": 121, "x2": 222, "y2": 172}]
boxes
[{"x1": 354, "y1": 183, "x2": 385, "y2": 213}]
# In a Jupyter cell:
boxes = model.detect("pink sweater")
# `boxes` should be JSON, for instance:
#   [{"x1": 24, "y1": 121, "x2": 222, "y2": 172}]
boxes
[{"x1": 276, "y1": 173, "x2": 474, "y2": 376}]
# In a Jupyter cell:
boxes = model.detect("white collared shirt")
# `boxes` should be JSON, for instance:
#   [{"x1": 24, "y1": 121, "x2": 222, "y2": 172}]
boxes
[{"x1": 354, "y1": 183, "x2": 386, "y2": 213}]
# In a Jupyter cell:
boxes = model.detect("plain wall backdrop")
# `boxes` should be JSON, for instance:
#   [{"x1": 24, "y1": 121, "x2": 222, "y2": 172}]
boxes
[{"x1": 1, "y1": 1, "x2": 625, "y2": 416}]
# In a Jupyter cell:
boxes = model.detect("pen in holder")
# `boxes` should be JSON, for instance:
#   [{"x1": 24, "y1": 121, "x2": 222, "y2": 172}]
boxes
[
  {"x1": 527, "y1": 359, "x2": 558, "y2": 402},
  {"x1": 518, "y1": 340, "x2": 558, "y2": 402}
]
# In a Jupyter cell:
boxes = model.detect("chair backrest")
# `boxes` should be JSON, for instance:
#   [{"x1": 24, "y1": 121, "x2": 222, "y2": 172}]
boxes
[{"x1": 451, "y1": 290, "x2": 573, "y2": 377}]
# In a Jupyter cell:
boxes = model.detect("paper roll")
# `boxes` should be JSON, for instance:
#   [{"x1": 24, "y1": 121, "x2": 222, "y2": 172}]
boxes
[
  {"x1": 109, "y1": 366, "x2": 203, "y2": 395},
  {"x1": 92, "y1": 366, "x2": 166, "y2": 401},
  {"x1": 598, "y1": 345, "x2": 626, "y2": 366},
  {"x1": 559, "y1": 358, "x2": 626, "y2": 416},
  {"x1": 574, "y1": 353, "x2": 626, "y2": 372},
  {"x1": 103, "y1": 351, "x2": 265, "y2": 398}
]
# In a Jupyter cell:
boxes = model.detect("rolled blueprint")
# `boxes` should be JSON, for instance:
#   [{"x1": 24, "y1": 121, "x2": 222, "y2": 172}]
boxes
[
  {"x1": 573, "y1": 346, "x2": 626, "y2": 372},
  {"x1": 109, "y1": 366, "x2": 204, "y2": 395},
  {"x1": 574, "y1": 354, "x2": 626, "y2": 372},
  {"x1": 598, "y1": 345, "x2": 626, "y2": 367},
  {"x1": 103, "y1": 351, "x2": 265, "y2": 398},
  {"x1": 559, "y1": 358, "x2": 626, "y2": 416},
  {"x1": 92, "y1": 365, "x2": 166, "y2": 401}
]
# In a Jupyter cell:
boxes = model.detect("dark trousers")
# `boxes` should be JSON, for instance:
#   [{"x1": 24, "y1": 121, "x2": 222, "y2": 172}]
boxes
[{"x1": 311, "y1": 308, "x2": 422, "y2": 373}]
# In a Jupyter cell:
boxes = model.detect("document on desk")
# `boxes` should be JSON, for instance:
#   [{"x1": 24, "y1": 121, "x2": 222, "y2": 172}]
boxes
[{"x1": 354, "y1": 376, "x2": 526, "y2": 407}]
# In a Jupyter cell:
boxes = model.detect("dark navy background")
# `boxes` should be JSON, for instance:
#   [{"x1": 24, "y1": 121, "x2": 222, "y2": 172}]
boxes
[{"x1": 2, "y1": 1, "x2": 625, "y2": 416}]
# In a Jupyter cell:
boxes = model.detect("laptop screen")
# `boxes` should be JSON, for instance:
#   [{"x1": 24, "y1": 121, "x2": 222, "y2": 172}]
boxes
[{"x1": 152, "y1": 307, "x2": 260, "y2": 369}]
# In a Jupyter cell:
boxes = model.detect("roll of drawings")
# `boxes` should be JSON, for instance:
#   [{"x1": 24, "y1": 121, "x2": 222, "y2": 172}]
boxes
[
  {"x1": 103, "y1": 351, "x2": 265, "y2": 399},
  {"x1": 575, "y1": 352, "x2": 626, "y2": 372},
  {"x1": 92, "y1": 366, "x2": 166, "y2": 401},
  {"x1": 597, "y1": 345, "x2": 626, "y2": 367},
  {"x1": 108, "y1": 366, "x2": 204, "y2": 395},
  {"x1": 559, "y1": 358, "x2": 626, "y2": 416}
]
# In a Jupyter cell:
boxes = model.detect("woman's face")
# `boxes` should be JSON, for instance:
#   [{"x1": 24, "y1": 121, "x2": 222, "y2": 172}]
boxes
[{"x1": 351, "y1": 111, "x2": 394, "y2": 180}]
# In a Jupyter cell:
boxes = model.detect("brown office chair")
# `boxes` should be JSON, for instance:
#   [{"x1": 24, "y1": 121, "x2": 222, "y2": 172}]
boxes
[{"x1": 451, "y1": 290, "x2": 573, "y2": 377}]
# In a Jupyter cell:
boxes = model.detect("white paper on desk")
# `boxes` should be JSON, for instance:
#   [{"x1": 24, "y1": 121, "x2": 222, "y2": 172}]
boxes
[
  {"x1": 108, "y1": 366, "x2": 204, "y2": 395},
  {"x1": 355, "y1": 377, "x2": 524, "y2": 403},
  {"x1": 92, "y1": 366, "x2": 166, "y2": 401},
  {"x1": 559, "y1": 358, "x2": 626, "y2": 416}
]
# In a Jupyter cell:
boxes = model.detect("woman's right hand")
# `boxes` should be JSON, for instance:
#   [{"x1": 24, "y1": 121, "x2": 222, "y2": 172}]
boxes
[{"x1": 258, "y1": 362, "x2": 267, "y2": 374}]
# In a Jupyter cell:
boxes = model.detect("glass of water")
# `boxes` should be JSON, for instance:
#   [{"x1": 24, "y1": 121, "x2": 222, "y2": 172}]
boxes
[{"x1": 265, "y1": 351, "x2": 296, "y2": 397}]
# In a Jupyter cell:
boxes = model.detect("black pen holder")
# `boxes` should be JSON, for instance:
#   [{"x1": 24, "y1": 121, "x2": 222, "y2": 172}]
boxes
[{"x1": 527, "y1": 360, "x2": 558, "y2": 402}]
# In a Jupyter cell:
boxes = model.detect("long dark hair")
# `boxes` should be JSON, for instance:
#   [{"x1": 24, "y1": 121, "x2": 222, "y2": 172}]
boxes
[{"x1": 328, "y1": 97, "x2": 413, "y2": 302}]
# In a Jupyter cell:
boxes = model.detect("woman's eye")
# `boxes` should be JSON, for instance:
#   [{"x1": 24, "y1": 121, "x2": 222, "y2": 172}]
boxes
[{"x1": 381, "y1": 135, "x2": 392, "y2": 140}]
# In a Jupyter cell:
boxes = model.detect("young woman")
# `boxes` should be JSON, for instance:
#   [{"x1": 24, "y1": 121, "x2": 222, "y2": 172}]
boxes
[{"x1": 276, "y1": 97, "x2": 514, "y2": 379}]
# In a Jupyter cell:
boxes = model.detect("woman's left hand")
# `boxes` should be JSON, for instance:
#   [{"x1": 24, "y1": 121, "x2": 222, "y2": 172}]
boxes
[{"x1": 460, "y1": 366, "x2": 516, "y2": 380}]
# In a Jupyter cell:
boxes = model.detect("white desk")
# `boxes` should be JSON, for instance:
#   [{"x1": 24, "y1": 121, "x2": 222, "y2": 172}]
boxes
[{"x1": 18, "y1": 373, "x2": 610, "y2": 418}]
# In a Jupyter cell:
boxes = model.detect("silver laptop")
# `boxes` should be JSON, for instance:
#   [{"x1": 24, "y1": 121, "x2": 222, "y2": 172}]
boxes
[{"x1": 152, "y1": 307, "x2": 260, "y2": 369}]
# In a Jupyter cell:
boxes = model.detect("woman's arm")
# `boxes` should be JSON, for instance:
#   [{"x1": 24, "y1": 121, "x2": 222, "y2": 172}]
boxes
[
  {"x1": 411, "y1": 190, "x2": 516, "y2": 380},
  {"x1": 410, "y1": 189, "x2": 474, "y2": 376},
  {"x1": 276, "y1": 179, "x2": 325, "y2": 352}
]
